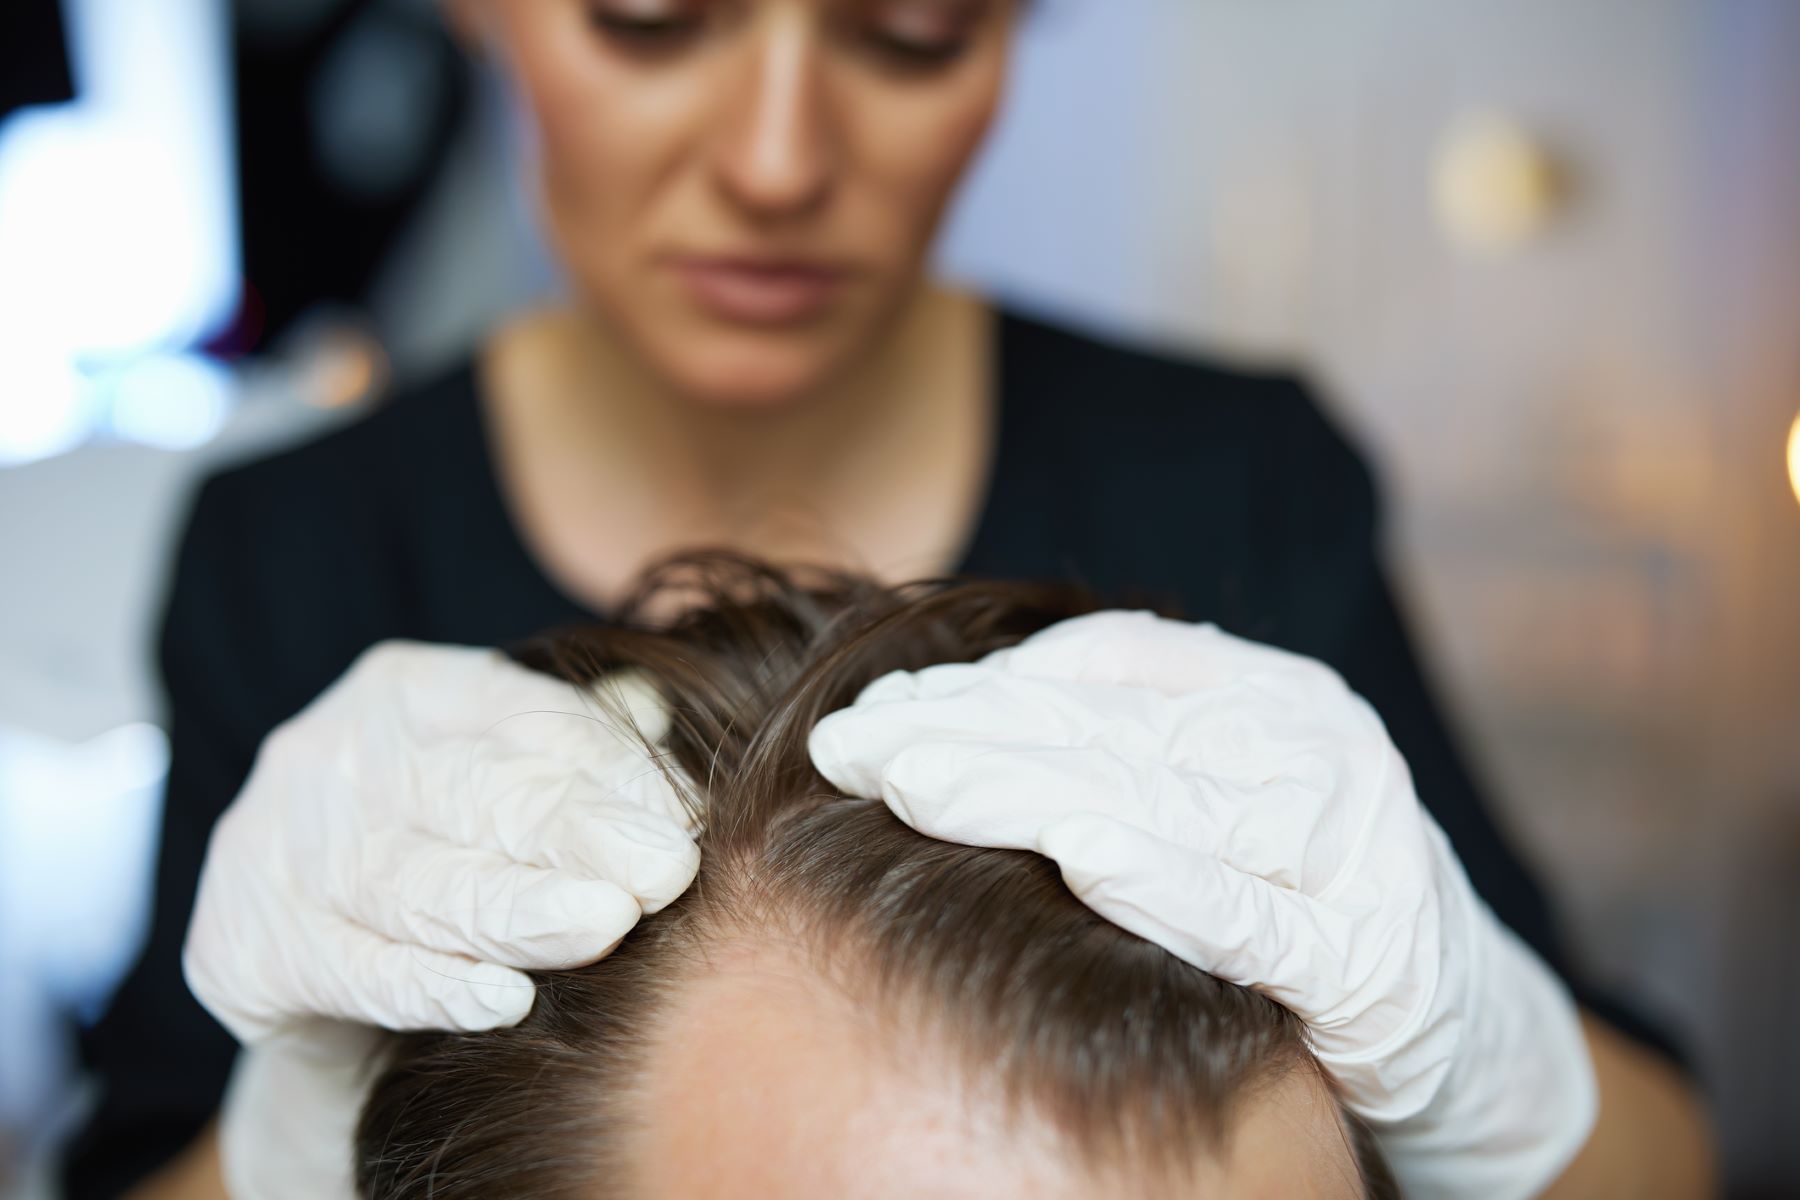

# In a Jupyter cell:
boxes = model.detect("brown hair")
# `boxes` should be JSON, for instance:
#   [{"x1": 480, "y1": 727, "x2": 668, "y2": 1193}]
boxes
[{"x1": 355, "y1": 553, "x2": 1396, "y2": 1198}]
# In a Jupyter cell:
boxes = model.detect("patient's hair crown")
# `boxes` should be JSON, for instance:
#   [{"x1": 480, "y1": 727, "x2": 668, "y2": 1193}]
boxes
[{"x1": 356, "y1": 552, "x2": 1393, "y2": 1199}]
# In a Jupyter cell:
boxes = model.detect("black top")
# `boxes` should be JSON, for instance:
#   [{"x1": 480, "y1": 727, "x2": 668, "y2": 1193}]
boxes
[{"x1": 64, "y1": 310, "x2": 1654, "y2": 1195}]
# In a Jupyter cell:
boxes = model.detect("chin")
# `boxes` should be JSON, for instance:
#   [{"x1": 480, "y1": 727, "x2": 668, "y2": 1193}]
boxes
[{"x1": 651, "y1": 327, "x2": 859, "y2": 410}]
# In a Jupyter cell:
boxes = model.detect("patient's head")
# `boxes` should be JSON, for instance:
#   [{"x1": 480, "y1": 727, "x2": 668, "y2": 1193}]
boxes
[{"x1": 356, "y1": 555, "x2": 1395, "y2": 1199}]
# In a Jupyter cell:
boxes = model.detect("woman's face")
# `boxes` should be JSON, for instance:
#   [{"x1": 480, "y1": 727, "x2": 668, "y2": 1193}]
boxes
[{"x1": 476, "y1": 0, "x2": 1017, "y2": 406}]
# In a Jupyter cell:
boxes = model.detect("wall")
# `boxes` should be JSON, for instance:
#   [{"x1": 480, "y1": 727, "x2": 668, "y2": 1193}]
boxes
[{"x1": 941, "y1": 0, "x2": 1800, "y2": 1190}]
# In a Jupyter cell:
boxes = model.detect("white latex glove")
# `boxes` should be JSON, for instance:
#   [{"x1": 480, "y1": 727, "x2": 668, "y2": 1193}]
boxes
[
  {"x1": 185, "y1": 642, "x2": 697, "y2": 1199},
  {"x1": 810, "y1": 612, "x2": 1597, "y2": 1200},
  {"x1": 218, "y1": 1023, "x2": 380, "y2": 1199}
]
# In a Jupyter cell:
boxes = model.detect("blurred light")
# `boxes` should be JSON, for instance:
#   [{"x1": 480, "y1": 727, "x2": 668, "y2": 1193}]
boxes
[
  {"x1": 0, "y1": 0, "x2": 238, "y2": 466},
  {"x1": 302, "y1": 326, "x2": 388, "y2": 409},
  {"x1": 0, "y1": 718, "x2": 167, "y2": 1144},
  {"x1": 1432, "y1": 113, "x2": 1565, "y2": 256},
  {"x1": 0, "y1": 349, "x2": 89, "y2": 465},
  {"x1": 80, "y1": 722, "x2": 171, "y2": 794},
  {"x1": 106, "y1": 352, "x2": 234, "y2": 450},
  {"x1": 1787, "y1": 410, "x2": 1800, "y2": 509},
  {"x1": 0, "y1": 720, "x2": 168, "y2": 969},
  {"x1": 0, "y1": 115, "x2": 212, "y2": 354}
]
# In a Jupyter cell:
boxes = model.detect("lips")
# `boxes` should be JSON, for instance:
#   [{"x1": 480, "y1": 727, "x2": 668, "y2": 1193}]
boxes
[{"x1": 669, "y1": 256, "x2": 852, "y2": 326}]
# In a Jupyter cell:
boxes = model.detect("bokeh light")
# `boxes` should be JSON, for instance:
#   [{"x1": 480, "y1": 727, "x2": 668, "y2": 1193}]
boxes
[
  {"x1": 0, "y1": 0, "x2": 238, "y2": 466},
  {"x1": 1787, "y1": 410, "x2": 1800, "y2": 509}
]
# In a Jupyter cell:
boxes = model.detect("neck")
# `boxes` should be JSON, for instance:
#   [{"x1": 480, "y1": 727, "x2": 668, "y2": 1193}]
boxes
[
  {"x1": 553, "y1": 283, "x2": 972, "y2": 508},
  {"x1": 483, "y1": 282, "x2": 994, "y2": 604}
]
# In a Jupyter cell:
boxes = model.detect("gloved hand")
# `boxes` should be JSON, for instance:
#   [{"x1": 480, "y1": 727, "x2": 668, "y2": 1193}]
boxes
[
  {"x1": 810, "y1": 612, "x2": 1597, "y2": 1200},
  {"x1": 217, "y1": 1022, "x2": 382, "y2": 1199},
  {"x1": 185, "y1": 642, "x2": 697, "y2": 1199}
]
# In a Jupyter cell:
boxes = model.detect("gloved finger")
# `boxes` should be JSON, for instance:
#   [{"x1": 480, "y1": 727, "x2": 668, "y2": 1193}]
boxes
[
  {"x1": 847, "y1": 662, "x2": 985, "y2": 709},
  {"x1": 571, "y1": 666, "x2": 675, "y2": 745},
  {"x1": 453, "y1": 667, "x2": 678, "y2": 771},
  {"x1": 869, "y1": 737, "x2": 1208, "y2": 844},
  {"x1": 983, "y1": 610, "x2": 1349, "y2": 699},
  {"x1": 813, "y1": 672, "x2": 1018, "y2": 798},
  {"x1": 818, "y1": 665, "x2": 1359, "y2": 795},
  {"x1": 815, "y1": 673, "x2": 1266, "y2": 801},
  {"x1": 301, "y1": 911, "x2": 536, "y2": 1033},
  {"x1": 340, "y1": 829, "x2": 649, "y2": 969},
  {"x1": 1036, "y1": 812, "x2": 1348, "y2": 1020},
  {"x1": 819, "y1": 670, "x2": 1163, "y2": 772},
  {"x1": 411, "y1": 750, "x2": 699, "y2": 906},
  {"x1": 326, "y1": 642, "x2": 567, "y2": 735},
  {"x1": 336, "y1": 644, "x2": 674, "y2": 755},
  {"x1": 873, "y1": 740, "x2": 1334, "y2": 891}
]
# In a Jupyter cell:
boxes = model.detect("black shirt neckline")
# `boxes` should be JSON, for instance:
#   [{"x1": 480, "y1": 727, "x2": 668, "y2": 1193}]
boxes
[{"x1": 454, "y1": 311, "x2": 1023, "y2": 624}]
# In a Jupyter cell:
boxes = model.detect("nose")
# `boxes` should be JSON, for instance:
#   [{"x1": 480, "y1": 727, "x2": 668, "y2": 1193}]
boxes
[{"x1": 711, "y1": 12, "x2": 837, "y2": 219}]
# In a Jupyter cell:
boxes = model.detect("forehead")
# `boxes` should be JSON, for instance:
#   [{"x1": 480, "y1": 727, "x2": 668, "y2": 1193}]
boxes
[
  {"x1": 626, "y1": 943, "x2": 1365, "y2": 1200},
  {"x1": 629, "y1": 943, "x2": 1080, "y2": 1199}
]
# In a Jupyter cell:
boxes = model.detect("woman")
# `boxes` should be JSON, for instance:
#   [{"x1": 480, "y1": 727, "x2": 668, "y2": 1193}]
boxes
[
  {"x1": 65, "y1": 1, "x2": 1708, "y2": 1196},
  {"x1": 356, "y1": 563, "x2": 1400, "y2": 1199}
]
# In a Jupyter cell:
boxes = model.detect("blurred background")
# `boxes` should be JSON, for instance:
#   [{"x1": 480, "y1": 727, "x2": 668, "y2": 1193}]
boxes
[{"x1": 1, "y1": 0, "x2": 1795, "y2": 1195}]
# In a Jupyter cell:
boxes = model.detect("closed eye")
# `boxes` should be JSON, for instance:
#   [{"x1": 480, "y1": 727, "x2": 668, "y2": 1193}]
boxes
[
  {"x1": 854, "y1": 0, "x2": 986, "y2": 72},
  {"x1": 862, "y1": 29, "x2": 971, "y2": 67},
  {"x1": 585, "y1": 3, "x2": 708, "y2": 53}
]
